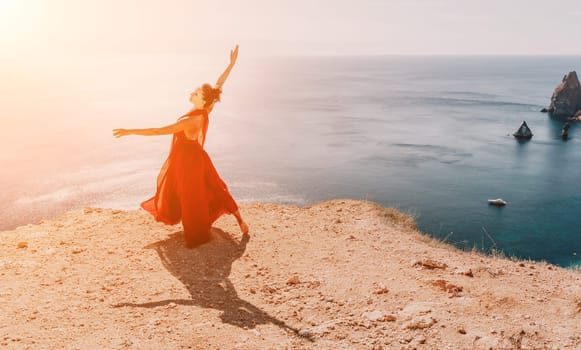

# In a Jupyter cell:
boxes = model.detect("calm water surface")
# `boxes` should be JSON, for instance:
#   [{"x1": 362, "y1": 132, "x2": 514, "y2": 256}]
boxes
[{"x1": 1, "y1": 55, "x2": 580, "y2": 267}]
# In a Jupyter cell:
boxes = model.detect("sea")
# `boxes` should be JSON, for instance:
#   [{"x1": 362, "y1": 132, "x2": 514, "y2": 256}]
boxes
[{"x1": 1, "y1": 54, "x2": 580, "y2": 268}]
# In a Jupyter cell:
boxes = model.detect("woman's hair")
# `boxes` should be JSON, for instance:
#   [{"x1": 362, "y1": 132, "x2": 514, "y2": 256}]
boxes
[{"x1": 201, "y1": 83, "x2": 222, "y2": 108}]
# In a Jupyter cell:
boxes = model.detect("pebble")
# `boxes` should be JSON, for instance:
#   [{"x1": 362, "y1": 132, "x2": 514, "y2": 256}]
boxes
[
  {"x1": 461, "y1": 269, "x2": 474, "y2": 277},
  {"x1": 364, "y1": 310, "x2": 384, "y2": 322},
  {"x1": 248, "y1": 329, "x2": 261, "y2": 337},
  {"x1": 373, "y1": 285, "x2": 389, "y2": 295},
  {"x1": 399, "y1": 335, "x2": 413, "y2": 344},
  {"x1": 287, "y1": 275, "x2": 300, "y2": 285},
  {"x1": 404, "y1": 316, "x2": 437, "y2": 330},
  {"x1": 261, "y1": 284, "x2": 277, "y2": 293}
]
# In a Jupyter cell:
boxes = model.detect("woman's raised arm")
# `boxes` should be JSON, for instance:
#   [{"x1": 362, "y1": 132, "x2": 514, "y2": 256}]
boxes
[{"x1": 215, "y1": 45, "x2": 239, "y2": 90}]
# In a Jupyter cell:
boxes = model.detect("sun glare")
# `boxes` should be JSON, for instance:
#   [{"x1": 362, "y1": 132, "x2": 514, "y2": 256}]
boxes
[
  {"x1": 0, "y1": 0, "x2": 21, "y2": 29},
  {"x1": 0, "y1": 0, "x2": 43, "y2": 51},
  {"x1": 0, "y1": 0, "x2": 17, "y2": 11}
]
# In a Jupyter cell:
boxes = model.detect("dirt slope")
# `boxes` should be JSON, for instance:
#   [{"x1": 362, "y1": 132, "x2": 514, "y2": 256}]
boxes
[{"x1": 1, "y1": 200, "x2": 580, "y2": 349}]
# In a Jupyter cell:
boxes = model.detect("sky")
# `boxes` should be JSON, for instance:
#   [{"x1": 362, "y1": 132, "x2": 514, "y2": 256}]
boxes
[{"x1": 1, "y1": 0, "x2": 581, "y2": 57}]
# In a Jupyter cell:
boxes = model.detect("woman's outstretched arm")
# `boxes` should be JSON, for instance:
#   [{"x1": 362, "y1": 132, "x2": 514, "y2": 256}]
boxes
[
  {"x1": 215, "y1": 45, "x2": 239, "y2": 90},
  {"x1": 113, "y1": 117, "x2": 201, "y2": 138}
]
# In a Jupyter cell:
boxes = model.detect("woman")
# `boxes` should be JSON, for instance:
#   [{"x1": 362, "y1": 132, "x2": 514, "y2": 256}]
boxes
[{"x1": 113, "y1": 45, "x2": 249, "y2": 247}]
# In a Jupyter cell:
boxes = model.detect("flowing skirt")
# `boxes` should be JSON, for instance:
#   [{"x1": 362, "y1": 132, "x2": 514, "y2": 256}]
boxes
[{"x1": 141, "y1": 134, "x2": 238, "y2": 247}]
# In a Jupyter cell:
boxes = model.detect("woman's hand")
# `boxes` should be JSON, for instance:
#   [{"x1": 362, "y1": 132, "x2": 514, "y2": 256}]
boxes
[
  {"x1": 215, "y1": 45, "x2": 239, "y2": 91},
  {"x1": 229, "y1": 45, "x2": 239, "y2": 66},
  {"x1": 113, "y1": 128, "x2": 130, "y2": 138}
]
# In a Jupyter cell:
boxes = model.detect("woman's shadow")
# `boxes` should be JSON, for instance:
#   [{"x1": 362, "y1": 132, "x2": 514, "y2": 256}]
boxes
[{"x1": 114, "y1": 228, "x2": 308, "y2": 339}]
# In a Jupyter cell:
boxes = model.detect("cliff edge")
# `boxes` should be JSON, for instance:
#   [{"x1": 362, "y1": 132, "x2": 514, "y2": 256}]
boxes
[{"x1": 1, "y1": 200, "x2": 579, "y2": 349}]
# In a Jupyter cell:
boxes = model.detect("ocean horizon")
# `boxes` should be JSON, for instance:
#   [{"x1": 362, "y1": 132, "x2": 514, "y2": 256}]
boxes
[{"x1": 1, "y1": 54, "x2": 580, "y2": 268}]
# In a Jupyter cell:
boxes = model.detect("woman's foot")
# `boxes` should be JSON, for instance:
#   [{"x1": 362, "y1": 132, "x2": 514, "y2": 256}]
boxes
[{"x1": 234, "y1": 210, "x2": 249, "y2": 235}]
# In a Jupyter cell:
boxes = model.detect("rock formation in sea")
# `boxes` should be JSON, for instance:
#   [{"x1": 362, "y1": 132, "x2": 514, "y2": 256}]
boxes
[
  {"x1": 513, "y1": 120, "x2": 533, "y2": 139},
  {"x1": 547, "y1": 71, "x2": 581, "y2": 119},
  {"x1": 562, "y1": 122, "x2": 571, "y2": 140}
]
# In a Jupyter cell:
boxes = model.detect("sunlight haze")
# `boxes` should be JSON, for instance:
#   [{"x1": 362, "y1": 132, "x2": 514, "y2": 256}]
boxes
[
  {"x1": 1, "y1": 0, "x2": 580, "y2": 57},
  {"x1": 1, "y1": 0, "x2": 581, "y2": 273}
]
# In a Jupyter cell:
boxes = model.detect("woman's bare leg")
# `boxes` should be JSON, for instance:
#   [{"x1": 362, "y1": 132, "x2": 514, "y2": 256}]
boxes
[{"x1": 233, "y1": 210, "x2": 249, "y2": 235}]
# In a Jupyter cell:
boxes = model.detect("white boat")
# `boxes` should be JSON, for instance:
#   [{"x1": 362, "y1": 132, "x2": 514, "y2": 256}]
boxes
[{"x1": 488, "y1": 198, "x2": 507, "y2": 206}]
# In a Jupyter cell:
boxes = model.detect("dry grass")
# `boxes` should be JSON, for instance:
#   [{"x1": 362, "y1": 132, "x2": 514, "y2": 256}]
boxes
[
  {"x1": 374, "y1": 204, "x2": 463, "y2": 253},
  {"x1": 377, "y1": 206, "x2": 417, "y2": 230}
]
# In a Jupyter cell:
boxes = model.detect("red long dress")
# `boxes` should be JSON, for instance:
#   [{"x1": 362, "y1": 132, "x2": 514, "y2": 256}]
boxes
[{"x1": 141, "y1": 109, "x2": 238, "y2": 247}]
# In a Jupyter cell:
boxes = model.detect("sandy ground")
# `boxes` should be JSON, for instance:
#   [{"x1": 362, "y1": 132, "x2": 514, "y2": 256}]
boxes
[{"x1": 0, "y1": 200, "x2": 580, "y2": 350}]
